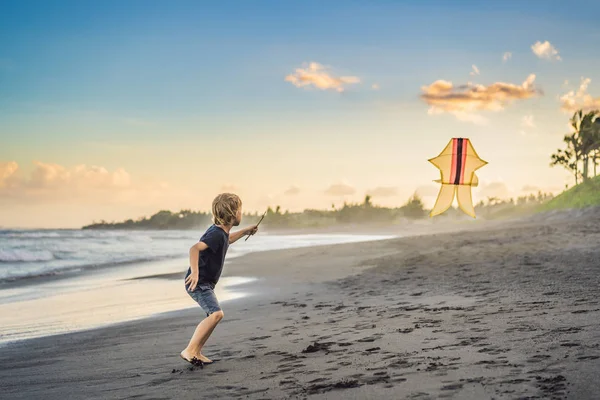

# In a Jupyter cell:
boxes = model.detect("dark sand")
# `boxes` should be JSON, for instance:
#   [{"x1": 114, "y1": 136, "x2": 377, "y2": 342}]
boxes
[{"x1": 1, "y1": 210, "x2": 599, "y2": 399}]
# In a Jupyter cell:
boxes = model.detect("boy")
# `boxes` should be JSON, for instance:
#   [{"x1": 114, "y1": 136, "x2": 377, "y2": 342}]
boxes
[{"x1": 180, "y1": 193, "x2": 258, "y2": 365}]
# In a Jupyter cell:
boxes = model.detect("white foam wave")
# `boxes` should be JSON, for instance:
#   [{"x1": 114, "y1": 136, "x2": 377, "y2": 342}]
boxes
[{"x1": 0, "y1": 249, "x2": 55, "y2": 263}]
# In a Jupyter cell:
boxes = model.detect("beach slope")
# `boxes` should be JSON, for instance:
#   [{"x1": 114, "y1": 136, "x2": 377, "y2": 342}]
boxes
[{"x1": 1, "y1": 210, "x2": 599, "y2": 399}]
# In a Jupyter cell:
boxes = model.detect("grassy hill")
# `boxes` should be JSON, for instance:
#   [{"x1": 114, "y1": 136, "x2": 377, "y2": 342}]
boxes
[{"x1": 538, "y1": 176, "x2": 600, "y2": 211}]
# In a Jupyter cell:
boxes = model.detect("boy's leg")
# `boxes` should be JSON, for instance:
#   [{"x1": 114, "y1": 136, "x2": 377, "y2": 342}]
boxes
[
  {"x1": 181, "y1": 286, "x2": 223, "y2": 363},
  {"x1": 181, "y1": 311, "x2": 223, "y2": 362},
  {"x1": 196, "y1": 311, "x2": 224, "y2": 360}
]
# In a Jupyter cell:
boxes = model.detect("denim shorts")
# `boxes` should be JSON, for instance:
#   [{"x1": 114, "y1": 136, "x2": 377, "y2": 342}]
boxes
[{"x1": 185, "y1": 281, "x2": 222, "y2": 317}]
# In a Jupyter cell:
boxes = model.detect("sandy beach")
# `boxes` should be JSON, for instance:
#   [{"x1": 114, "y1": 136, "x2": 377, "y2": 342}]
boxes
[{"x1": 1, "y1": 209, "x2": 599, "y2": 400}]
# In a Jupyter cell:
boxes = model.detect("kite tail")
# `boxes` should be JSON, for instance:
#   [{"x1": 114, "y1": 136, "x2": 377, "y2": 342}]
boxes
[
  {"x1": 430, "y1": 184, "x2": 456, "y2": 217},
  {"x1": 456, "y1": 185, "x2": 476, "y2": 218}
]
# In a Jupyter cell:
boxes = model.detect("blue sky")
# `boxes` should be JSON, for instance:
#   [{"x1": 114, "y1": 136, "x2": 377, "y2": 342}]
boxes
[{"x1": 1, "y1": 1, "x2": 600, "y2": 227}]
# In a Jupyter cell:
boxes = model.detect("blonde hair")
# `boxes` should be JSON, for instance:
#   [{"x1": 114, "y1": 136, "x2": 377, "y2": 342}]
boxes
[{"x1": 212, "y1": 193, "x2": 242, "y2": 226}]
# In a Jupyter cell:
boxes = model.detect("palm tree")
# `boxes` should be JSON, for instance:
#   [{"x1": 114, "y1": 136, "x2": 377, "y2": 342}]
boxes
[
  {"x1": 551, "y1": 140, "x2": 579, "y2": 184},
  {"x1": 576, "y1": 110, "x2": 600, "y2": 180},
  {"x1": 551, "y1": 109, "x2": 600, "y2": 184},
  {"x1": 592, "y1": 117, "x2": 600, "y2": 177}
]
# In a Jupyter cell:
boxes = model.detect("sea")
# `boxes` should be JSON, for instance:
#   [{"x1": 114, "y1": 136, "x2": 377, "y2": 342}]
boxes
[{"x1": 0, "y1": 228, "x2": 396, "y2": 345}]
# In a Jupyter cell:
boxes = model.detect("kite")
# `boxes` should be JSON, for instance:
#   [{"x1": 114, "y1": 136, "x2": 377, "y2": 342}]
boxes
[{"x1": 428, "y1": 138, "x2": 487, "y2": 218}]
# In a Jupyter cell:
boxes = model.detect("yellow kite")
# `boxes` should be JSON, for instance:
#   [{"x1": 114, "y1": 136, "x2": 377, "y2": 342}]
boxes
[{"x1": 428, "y1": 138, "x2": 487, "y2": 218}]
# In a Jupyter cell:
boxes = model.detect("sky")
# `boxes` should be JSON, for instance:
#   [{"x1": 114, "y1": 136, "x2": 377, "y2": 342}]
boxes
[{"x1": 2, "y1": 0, "x2": 600, "y2": 228}]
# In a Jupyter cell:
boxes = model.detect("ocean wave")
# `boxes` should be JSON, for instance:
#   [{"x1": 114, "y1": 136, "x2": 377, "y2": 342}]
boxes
[
  {"x1": 0, "y1": 254, "x2": 185, "y2": 282},
  {"x1": 0, "y1": 249, "x2": 55, "y2": 263},
  {"x1": 0, "y1": 231, "x2": 64, "y2": 239}
]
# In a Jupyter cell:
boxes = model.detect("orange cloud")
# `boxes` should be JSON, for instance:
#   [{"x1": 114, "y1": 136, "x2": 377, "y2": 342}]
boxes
[
  {"x1": 0, "y1": 161, "x2": 19, "y2": 188},
  {"x1": 24, "y1": 162, "x2": 131, "y2": 189},
  {"x1": 325, "y1": 183, "x2": 356, "y2": 196},
  {"x1": 0, "y1": 161, "x2": 204, "y2": 227},
  {"x1": 415, "y1": 184, "x2": 440, "y2": 198},
  {"x1": 420, "y1": 74, "x2": 541, "y2": 124},
  {"x1": 284, "y1": 186, "x2": 301, "y2": 196},
  {"x1": 521, "y1": 185, "x2": 540, "y2": 193},
  {"x1": 367, "y1": 186, "x2": 398, "y2": 197},
  {"x1": 0, "y1": 161, "x2": 177, "y2": 207},
  {"x1": 522, "y1": 115, "x2": 536, "y2": 129},
  {"x1": 559, "y1": 77, "x2": 600, "y2": 113},
  {"x1": 476, "y1": 181, "x2": 511, "y2": 200},
  {"x1": 220, "y1": 184, "x2": 239, "y2": 192},
  {"x1": 285, "y1": 62, "x2": 360, "y2": 92}
]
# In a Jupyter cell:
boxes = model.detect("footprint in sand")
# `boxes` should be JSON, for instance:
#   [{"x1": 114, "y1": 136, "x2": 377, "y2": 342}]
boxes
[
  {"x1": 248, "y1": 335, "x2": 271, "y2": 341},
  {"x1": 279, "y1": 378, "x2": 298, "y2": 386},
  {"x1": 439, "y1": 382, "x2": 463, "y2": 391},
  {"x1": 526, "y1": 354, "x2": 551, "y2": 363},
  {"x1": 577, "y1": 355, "x2": 600, "y2": 360},
  {"x1": 300, "y1": 379, "x2": 362, "y2": 395},
  {"x1": 560, "y1": 342, "x2": 580, "y2": 347},
  {"x1": 357, "y1": 333, "x2": 383, "y2": 343}
]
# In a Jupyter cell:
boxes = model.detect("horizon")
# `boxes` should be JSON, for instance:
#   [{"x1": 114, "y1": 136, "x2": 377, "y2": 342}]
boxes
[{"x1": 2, "y1": 1, "x2": 600, "y2": 228}]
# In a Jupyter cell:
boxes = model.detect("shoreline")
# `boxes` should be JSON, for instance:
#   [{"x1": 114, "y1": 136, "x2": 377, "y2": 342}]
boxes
[
  {"x1": 2, "y1": 211, "x2": 599, "y2": 399},
  {"x1": 0, "y1": 276, "x2": 262, "y2": 348},
  {"x1": 0, "y1": 230, "x2": 399, "y2": 291},
  {"x1": 0, "y1": 232, "x2": 402, "y2": 346}
]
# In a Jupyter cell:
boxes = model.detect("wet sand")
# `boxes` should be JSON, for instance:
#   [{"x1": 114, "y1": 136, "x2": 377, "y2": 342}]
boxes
[{"x1": 1, "y1": 209, "x2": 599, "y2": 399}]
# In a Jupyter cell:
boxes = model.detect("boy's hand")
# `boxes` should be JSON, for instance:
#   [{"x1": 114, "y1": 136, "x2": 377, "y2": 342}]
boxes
[
  {"x1": 247, "y1": 225, "x2": 259, "y2": 236},
  {"x1": 185, "y1": 271, "x2": 199, "y2": 291}
]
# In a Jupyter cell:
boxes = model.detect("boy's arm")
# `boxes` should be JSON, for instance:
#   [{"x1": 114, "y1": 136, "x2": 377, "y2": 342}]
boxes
[
  {"x1": 229, "y1": 225, "x2": 258, "y2": 244},
  {"x1": 185, "y1": 241, "x2": 209, "y2": 290}
]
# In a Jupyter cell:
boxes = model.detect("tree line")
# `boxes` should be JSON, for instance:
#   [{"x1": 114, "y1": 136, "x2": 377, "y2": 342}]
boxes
[{"x1": 82, "y1": 190, "x2": 556, "y2": 230}]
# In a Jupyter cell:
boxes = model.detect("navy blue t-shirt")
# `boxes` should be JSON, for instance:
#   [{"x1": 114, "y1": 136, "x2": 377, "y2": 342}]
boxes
[{"x1": 187, "y1": 224, "x2": 229, "y2": 289}]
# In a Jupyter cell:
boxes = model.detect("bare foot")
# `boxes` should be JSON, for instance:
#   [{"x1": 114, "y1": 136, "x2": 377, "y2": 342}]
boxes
[
  {"x1": 180, "y1": 350, "x2": 199, "y2": 364},
  {"x1": 195, "y1": 353, "x2": 213, "y2": 363}
]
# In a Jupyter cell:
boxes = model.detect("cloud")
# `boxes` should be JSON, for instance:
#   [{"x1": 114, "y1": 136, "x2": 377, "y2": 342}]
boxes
[
  {"x1": 559, "y1": 77, "x2": 600, "y2": 113},
  {"x1": 284, "y1": 185, "x2": 301, "y2": 196},
  {"x1": 531, "y1": 41, "x2": 561, "y2": 61},
  {"x1": 0, "y1": 161, "x2": 155, "y2": 204},
  {"x1": 522, "y1": 115, "x2": 536, "y2": 128},
  {"x1": 0, "y1": 161, "x2": 199, "y2": 228},
  {"x1": 469, "y1": 65, "x2": 480, "y2": 76},
  {"x1": 285, "y1": 62, "x2": 360, "y2": 92},
  {"x1": 415, "y1": 184, "x2": 440, "y2": 198},
  {"x1": 325, "y1": 183, "x2": 356, "y2": 196},
  {"x1": 477, "y1": 181, "x2": 510, "y2": 199},
  {"x1": 24, "y1": 162, "x2": 132, "y2": 189},
  {"x1": 219, "y1": 184, "x2": 240, "y2": 193},
  {"x1": 371, "y1": 83, "x2": 380, "y2": 90},
  {"x1": 0, "y1": 162, "x2": 19, "y2": 188},
  {"x1": 521, "y1": 185, "x2": 540, "y2": 192},
  {"x1": 367, "y1": 186, "x2": 398, "y2": 197},
  {"x1": 503, "y1": 52, "x2": 512, "y2": 62},
  {"x1": 420, "y1": 74, "x2": 541, "y2": 124}
]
